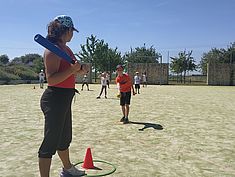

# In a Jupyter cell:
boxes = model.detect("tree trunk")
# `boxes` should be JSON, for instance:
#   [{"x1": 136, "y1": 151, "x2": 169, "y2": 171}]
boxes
[{"x1": 183, "y1": 71, "x2": 186, "y2": 84}]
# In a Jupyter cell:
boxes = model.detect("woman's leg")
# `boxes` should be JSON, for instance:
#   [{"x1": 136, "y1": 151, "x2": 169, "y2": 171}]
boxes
[
  {"x1": 57, "y1": 149, "x2": 72, "y2": 169},
  {"x1": 39, "y1": 158, "x2": 51, "y2": 177}
]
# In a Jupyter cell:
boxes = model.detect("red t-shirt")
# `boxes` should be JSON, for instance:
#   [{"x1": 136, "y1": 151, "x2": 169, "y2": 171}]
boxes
[
  {"x1": 116, "y1": 73, "x2": 132, "y2": 92},
  {"x1": 48, "y1": 46, "x2": 75, "y2": 88}
]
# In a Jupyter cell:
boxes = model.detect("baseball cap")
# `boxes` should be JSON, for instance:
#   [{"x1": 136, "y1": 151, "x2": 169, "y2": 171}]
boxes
[
  {"x1": 116, "y1": 64, "x2": 124, "y2": 70},
  {"x1": 54, "y1": 15, "x2": 79, "y2": 32}
]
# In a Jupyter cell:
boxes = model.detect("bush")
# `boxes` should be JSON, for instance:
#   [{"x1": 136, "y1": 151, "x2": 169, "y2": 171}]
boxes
[
  {"x1": 0, "y1": 69, "x2": 20, "y2": 80},
  {"x1": 0, "y1": 64, "x2": 38, "y2": 81}
]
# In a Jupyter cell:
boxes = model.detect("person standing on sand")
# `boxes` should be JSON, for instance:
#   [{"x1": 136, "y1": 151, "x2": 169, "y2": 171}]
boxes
[
  {"x1": 38, "y1": 15, "x2": 89, "y2": 177},
  {"x1": 115, "y1": 65, "x2": 135, "y2": 124},
  {"x1": 142, "y1": 72, "x2": 147, "y2": 87},
  {"x1": 134, "y1": 71, "x2": 141, "y2": 94},
  {"x1": 39, "y1": 69, "x2": 45, "y2": 89},
  {"x1": 96, "y1": 72, "x2": 108, "y2": 99},
  {"x1": 81, "y1": 74, "x2": 89, "y2": 91}
]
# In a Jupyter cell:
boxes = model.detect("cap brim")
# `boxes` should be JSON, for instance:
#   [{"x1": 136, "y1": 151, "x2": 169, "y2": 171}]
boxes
[
  {"x1": 116, "y1": 65, "x2": 124, "y2": 70},
  {"x1": 73, "y1": 27, "x2": 79, "y2": 32}
]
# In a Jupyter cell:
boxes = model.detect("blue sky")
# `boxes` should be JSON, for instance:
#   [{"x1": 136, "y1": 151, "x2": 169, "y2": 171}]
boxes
[{"x1": 0, "y1": 0, "x2": 234, "y2": 64}]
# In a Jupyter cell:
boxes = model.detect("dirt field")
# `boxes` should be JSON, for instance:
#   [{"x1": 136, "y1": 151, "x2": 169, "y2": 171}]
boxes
[{"x1": 0, "y1": 84, "x2": 235, "y2": 177}]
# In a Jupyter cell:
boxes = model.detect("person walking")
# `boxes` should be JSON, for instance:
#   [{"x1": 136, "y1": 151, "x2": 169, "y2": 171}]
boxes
[
  {"x1": 38, "y1": 15, "x2": 89, "y2": 177},
  {"x1": 115, "y1": 65, "x2": 135, "y2": 124}
]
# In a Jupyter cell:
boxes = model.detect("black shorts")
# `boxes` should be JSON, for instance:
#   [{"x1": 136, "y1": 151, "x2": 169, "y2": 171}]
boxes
[
  {"x1": 120, "y1": 91, "x2": 131, "y2": 106},
  {"x1": 135, "y1": 84, "x2": 140, "y2": 89},
  {"x1": 38, "y1": 86, "x2": 75, "y2": 158}
]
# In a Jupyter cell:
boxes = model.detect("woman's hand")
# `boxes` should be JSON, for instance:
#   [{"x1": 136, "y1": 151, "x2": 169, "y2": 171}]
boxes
[
  {"x1": 71, "y1": 62, "x2": 82, "y2": 74},
  {"x1": 81, "y1": 64, "x2": 90, "y2": 73},
  {"x1": 75, "y1": 64, "x2": 89, "y2": 75}
]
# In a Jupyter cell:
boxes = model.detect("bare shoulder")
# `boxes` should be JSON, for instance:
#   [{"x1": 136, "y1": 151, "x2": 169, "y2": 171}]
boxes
[
  {"x1": 44, "y1": 49, "x2": 61, "y2": 63},
  {"x1": 44, "y1": 49, "x2": 58, "y2": 59},
  {"x1": 44, "y1": 49, "x2": 61, "y2": 74}
]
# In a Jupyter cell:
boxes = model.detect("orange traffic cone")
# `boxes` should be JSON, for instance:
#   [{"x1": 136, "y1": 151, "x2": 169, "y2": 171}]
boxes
[{"x1": 82, "y1": 147, "x2": 95, "y2": 169}]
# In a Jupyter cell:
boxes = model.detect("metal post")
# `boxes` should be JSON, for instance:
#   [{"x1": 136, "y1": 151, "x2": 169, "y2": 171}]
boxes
[{"x1": 159, "y1": 54, "x2": 162, "y2": 85}]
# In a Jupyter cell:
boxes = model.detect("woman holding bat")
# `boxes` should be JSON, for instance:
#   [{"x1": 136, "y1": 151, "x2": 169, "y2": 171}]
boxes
[{"x1": 38, "y1": 15, "x2": 88, "y2": 177}]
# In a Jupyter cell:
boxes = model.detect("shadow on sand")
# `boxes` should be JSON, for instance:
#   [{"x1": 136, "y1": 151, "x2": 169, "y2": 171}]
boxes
[{"x1": 129, "y1": 121, "x2": 163, "y2": 131}]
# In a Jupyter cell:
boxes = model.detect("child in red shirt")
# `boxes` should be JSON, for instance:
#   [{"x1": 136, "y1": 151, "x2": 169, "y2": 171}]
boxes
[{"x1": 115, "y1": 65, "x2": 135, "y2": 124}]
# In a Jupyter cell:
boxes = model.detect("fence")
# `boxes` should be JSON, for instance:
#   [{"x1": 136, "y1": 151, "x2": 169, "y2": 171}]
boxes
[
  {"x1": 127, "y1": 63, "x2": 169, "y2": 85},
  {"x1": 207, "y1": 63, "x2": 235, "y2": 86}
]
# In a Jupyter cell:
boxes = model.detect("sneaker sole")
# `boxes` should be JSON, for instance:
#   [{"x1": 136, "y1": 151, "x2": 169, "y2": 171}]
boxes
[{"x1": 61, "y1": 170, "x2": 85, "y2": 177}]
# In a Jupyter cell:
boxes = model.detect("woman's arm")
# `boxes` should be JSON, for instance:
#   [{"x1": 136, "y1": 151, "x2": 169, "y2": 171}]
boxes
[{"x1": 44, "y1": 49, "x2": 82, "y2": 85}]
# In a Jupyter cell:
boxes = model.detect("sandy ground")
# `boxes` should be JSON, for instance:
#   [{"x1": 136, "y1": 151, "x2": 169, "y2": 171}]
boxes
[{"x1": 0, "y1": 84, "x2": 235, "y2": 177}]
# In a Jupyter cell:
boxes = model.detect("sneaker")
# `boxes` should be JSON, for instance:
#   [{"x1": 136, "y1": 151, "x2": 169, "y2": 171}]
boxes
[
  {"x1": 123, "y1": 117, "x2": 129, "y2": 124},
  {"x1": 62, "y1": 165, "x2": 85, "y2": 176},
  {"x1": 96, "y1": 96, "x2": 101, "y2": 99},
  {"x1": 105, "y1": 96, "x2": 107, "y2": 99},
  {"x1": 120, "y1": 116, "x2": 125, "y2": 122}
]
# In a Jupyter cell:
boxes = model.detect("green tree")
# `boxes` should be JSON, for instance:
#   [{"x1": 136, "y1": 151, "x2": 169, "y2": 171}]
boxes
[
  {"x1": 32, "y1": 57, "x2": 44, "y2": 73},
  {"x1": 13, "y1": 54, "x2": 42, "y2": 65},
  {"x1": 5, "y1": 64, "x2": 37, "y2": 80},
  {"x1": 94, "y1": 40, "x2": 123, "y2": 74},
  {"x1": 124, "y1": 44, "x2": 160, "y2": 63},
  {"x1": 170, "y1": 55, "x2": 184, "y2": 82},
  {"x1": 78, "y1": 34, "x2": 98, "y2": 63},
  {"x1": 77, "y1": 34, "x2": 99, "y2": 81},
  {"x1": 222, "y1": 42, "x2": 235, "y2": 64},
  {"x1": 199, "y1": 42, "x2": 235, "y2": 75},
  {"x1": 0, "y1": 54, "x2": 10, "y2": 64},
  {"x1": 11, "y1": 53, "x2": 44, "y2": 72},
  {"x1": 78, "y1": 35, "x2": 123, "y2": 81},
  {"x1": 0, "y1": 65, "x2": 20, "y2": 82},
  {"x1": 170, "y1": 50, "x2": 197, "y2": 83},
  {"x1": 106, "y1": 48, "x2": 123, "y2": 75},
  {"x1": 0, "y1": 53, "x2": 43, "y2": 82},
  {"x1": 93, "y1": 39, "x2": 109, "y2": 72},
  {"x1": 199, "y1": 48, "x2": 225, "y2": 75}
]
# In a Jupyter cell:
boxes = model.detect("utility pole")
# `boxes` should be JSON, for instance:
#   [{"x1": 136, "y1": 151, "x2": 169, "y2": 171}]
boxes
[
  {"x1": 159, "y1": 54, "x2": 162, "y2": 85},
  {"x1": 230, "y1": 49, "x2": 233, "y2": 86},
  {"x1": 167, "y1": 51, "x2": 169, "y2": 64}
]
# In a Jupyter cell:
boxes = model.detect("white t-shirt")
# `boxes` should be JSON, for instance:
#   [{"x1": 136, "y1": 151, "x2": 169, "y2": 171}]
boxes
[
  {"x1": 101, "y1": 77, "x2": 107, "y2": 86},
  {"x1": 83, "y1": 76, "x2": 88, "y2": 83},
  {"x1": 106, "y1": 74, "x2": 110, "y2": 81},
  {"x1": 39, "y1": 72, "x2": 45, "y2": 81},
  {"x1": 134, "y1": 75, "x2": 141, "y2": 84},
  {"x1": 142, "y1": 74, "x2": 147, "y2": 82}
]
